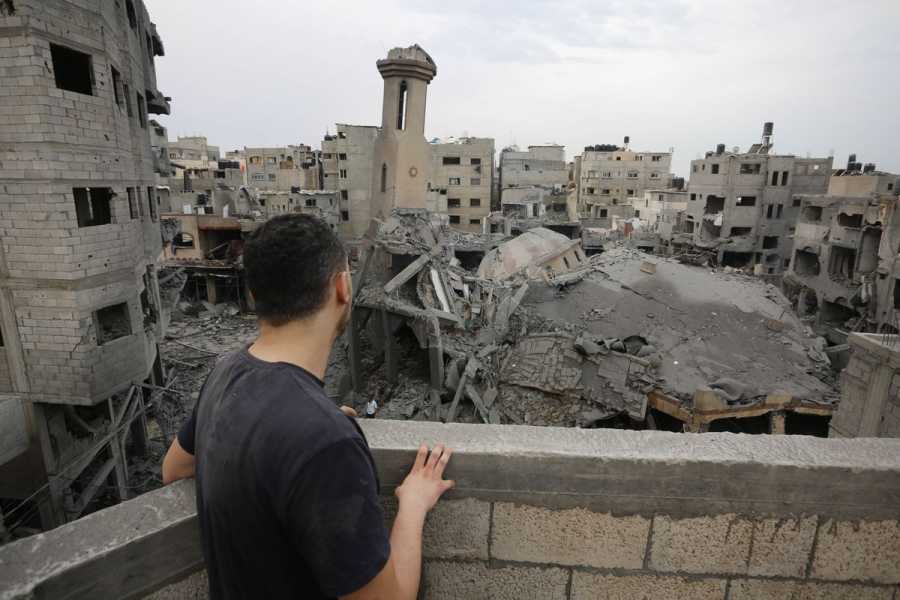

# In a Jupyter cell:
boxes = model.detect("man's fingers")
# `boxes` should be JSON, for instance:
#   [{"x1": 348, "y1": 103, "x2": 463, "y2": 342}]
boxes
[
  {"x1": 434, "y1": 447, "x2": 452, "y2": 478},
  {"x1": 412, "y1": 444, "x2": 428, "y2": 472},
  {"x1": 425, "y1": 444, "x2": 445, "y2": 470},
  {"x1": 339, "y1": 405, "x2": 358, "y2": 418}
]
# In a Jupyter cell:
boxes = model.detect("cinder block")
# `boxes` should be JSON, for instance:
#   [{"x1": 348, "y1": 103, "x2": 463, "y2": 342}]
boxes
[
  {"x1": 381, "y1": 497, "x2": 490, "y2": 560},
  {"x1": 491, "y1": 502, "x2": 650, "y2": 569},
  {"x1": 749, "y1": 516, "x2": 818, "y2": 577},
  {"x1": 811, "y1": 519, "x2": 900, "y2": 584},
  {"x1": 727, "y1": 579, "x2": 894, "y2": 600},
  {"x1": 649, "y1": 514, "x2": 752, "y2": 575},
  {"x1": 421, "y1": 560, "x2": 568, "y2": 600},
  {"x1": 571, "y1": 572, "x2": 725, "y2": 600}
]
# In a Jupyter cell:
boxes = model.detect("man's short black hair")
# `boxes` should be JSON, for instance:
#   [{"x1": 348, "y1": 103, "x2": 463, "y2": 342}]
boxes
[{"x1": 244, "y1": 214, "x2": 348, "y2": 325}]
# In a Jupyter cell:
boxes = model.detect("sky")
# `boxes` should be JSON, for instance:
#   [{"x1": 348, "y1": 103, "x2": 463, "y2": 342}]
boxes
[{"x1": 148, "y1": 0, "x2": 900, "y2": 178}]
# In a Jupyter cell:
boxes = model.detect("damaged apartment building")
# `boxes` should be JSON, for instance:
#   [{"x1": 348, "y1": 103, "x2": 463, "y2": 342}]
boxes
[
  {"x1": 786, "y1": 156, "x2": 900, "y2": 336},
  {"x1": 498, "y1": 144, "x2": 575, "y2": 233},
  {"x1": 685, "y1": 122, "x2": 832, "y2": 274},
  {"x1": 0, "y1": 0, "x2": 173, "y2": 530},
  {"x1": 577, "y1": 138, "x2": 674, "y2": 224},
  {"x1": 429, "y1": 136, "x2": 495, "y2": 234},
  {"x1": 322, "y1": 124, "x2": 380, "y2": 238}
]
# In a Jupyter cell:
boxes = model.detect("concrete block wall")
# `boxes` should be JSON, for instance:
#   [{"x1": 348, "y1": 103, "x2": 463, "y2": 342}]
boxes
[
  {"x1": 831, "y1": 333, "x2": 900, "y2": 438},
  {"x1": 5, "y1": 422, "x2": 898, "y2": 599}
]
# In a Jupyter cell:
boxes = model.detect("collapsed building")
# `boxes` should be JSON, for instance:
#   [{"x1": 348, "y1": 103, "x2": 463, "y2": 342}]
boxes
[
  {"x1": 0, "y1": 0, "x2": 173, "y2": 530},
  {"x1": 785, "y1": 157, "x2": 900, "y2": 340}
]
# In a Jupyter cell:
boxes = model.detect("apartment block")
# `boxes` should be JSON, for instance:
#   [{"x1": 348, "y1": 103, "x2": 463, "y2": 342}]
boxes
[
  {"x1": 786, "y1": 159, "x2": 900, "y2": 331},
  {"x1": 0, "y1": 0, "x2": 171, "y2": 528},
  {"x1": 168, "y1": 136, "x2": 220, "y2": 170},
  {"x1": 685, "y1": 123, "x2": 832, "y2": 274},
  {"x1": 631, "y1": 189, "x2": 689, "y2": 230},
  {"x1": 578, "y1": 138, "x2": 673, "y2": 219},
  {"x1": 322, "y1": 124, "x2": 380, "y2": 237},
  {"x1": 245, "y1": 145, "x2": 320, "y2": 192},
  {"x1": 430, "y1": 137, "x2": 495, "y2": 233}
]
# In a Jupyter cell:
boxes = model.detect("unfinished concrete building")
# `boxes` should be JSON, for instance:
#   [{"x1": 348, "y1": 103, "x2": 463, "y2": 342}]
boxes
[
  {"x1": 830, "y1": 333, "x2": 900, "y2": 438},
  {"x1": 245, "y1": 145, "x2": 320, "y2": 192},
  {"x1": 577, "y1": 139, "x2": 673, "y2": 221},
  {"x1": 168, "y1": 136, "x2": 220, "y2": 170},
  {"x1": 685, "y1": 122, "x2": 832, "y2": 274},
  {"x1": 322, "y1": 124, "x2": 380, "y2": 238},
  {"x1": 785, "y1": 159, "x2": 900, "y2": 335},
  {"x1": 0, "y1": 0, "x2": 171, "y2": 529},
  {"x1": 429, "y1": 137, "x2": 495, "y2": 233}
]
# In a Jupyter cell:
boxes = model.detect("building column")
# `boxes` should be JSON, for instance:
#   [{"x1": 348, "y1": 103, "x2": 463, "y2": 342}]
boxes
[
  {"x1": 769, "y1": 411, "x2": 786, "y2": 434},
  {"x1": 205, "y1": 276, "x2": 220, "y2": 304},
  {"x1": 859, "y1": 362, "x2": 893, "y2": 436}
]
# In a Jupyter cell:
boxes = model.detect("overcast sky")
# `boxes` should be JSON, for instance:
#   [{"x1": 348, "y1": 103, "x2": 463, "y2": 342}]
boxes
[{"x1": 149, "y1": 0, "x2": 899, "y2": 177}]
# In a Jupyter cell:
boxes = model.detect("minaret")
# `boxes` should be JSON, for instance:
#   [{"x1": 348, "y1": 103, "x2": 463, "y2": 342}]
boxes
[{"x1": 370, "y1": 45, "x2": 437, "y2": 219}]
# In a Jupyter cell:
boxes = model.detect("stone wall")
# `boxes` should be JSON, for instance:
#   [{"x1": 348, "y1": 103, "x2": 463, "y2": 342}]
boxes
[{"x1": 3, "y1": 421, "x2": 899, "y2": 599}]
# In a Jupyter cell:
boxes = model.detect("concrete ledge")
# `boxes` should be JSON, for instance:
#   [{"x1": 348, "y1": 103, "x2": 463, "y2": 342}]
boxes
[
  {"x1": 363, "y1": 420, "x2": 900, "y2": 520},
  {"x1": 2, "y1": 421, "x2": 900, "y2": 599}
]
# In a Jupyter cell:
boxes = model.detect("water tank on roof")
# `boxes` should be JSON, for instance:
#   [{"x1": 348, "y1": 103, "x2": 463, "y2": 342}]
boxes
[
  {"x1": 864, "y1": 163, "x2": 876, "y2": 173},
  {"x1": 763, "y1": 122, "x2": 774, "y2": 136},
  {"x1": 847, "y1": 154, "x2": 857, "y2": 170},
  {"x1": 624, "y1": 136, "x2": 630, "y2": 145},
  {"x1": 716, "y1": 143, "x2": 725, "y2": 154}
]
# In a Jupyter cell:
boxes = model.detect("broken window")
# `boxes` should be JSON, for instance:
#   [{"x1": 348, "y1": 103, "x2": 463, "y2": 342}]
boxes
[
  {"x1": 125, "y1": 0, "x2": 137, "y2": 29},
  {"x1": 635, "y1": 210, "x2": 640, "y2": 218},
  {"x1": 794, "y1": 249, "x2": 819, "y2": 275},
  {"x1": 704, "y1": 195, "x2": 725, "y2": 214},
  {"x1": 442, "y1": 156, "x2": 461, "y2": 166},
  {"x1": 397, "y1": 81, "x2": 407, "y2": 130},
  {"x1": 448, "y1": 198, "x2": 461, "y2": 208},
  {"x1": 136, "y1": 92, "x2": 146, "y2": 127},
  {"x1": 448, "y1": 177, "x2": 461, "y2": 186},
  {"x1": 829, "y1": 246, "x2": 856, "y2": 279},
  {"x1": 776, "y1": 204, "x2": 783, "y2": 218},
  {"x1": 722, "y1": 251, "x2": 753, "y2": 268},
  {"x1": 740, "y1": 163, "x2": 761, "y2": 175},
  {"x1": 600, "y1": 209, "x2": 608, "y2": 218},
  {"x1": 147, "y1": 187, "x2": 156, "y2": 221},
  {"x1": 793, "y1": 197, "x2": 801, "y2": 207},
  {"x1": 50, "y1": 44, "x2": 93, "y2": 95},
  {"x1": 837, "y1": 213, "x2": 863, "y2": 228},
  {"x1": 766, "y1": 205, "x2": 774, "y2": 219},
  {"x1": 736, "y1": 196, "x2": 756, "y2": 206},
  {"x1": 341, "y1": 210, "x2": 349, "y2": 222},
  {"x1": 771, "y1": 171, "x2": 779, "y2": 186},
  {"x1": 730, "y1": 227, "x2": 752, "y2": 237},
  {"x1": 781, "y1": 171, "x2": 789, "y2": 186},
  {"x1": 470, "y1": 198, "x2": 481, "y2": 207},
  {"x1": 763, "y1": 236, "x2": 778, "y2": 249},
  {"x1": 173, "y1": 233, "x2": 195, "y2": 248},
  {"x1": 471, "y1": 158, "x2": 481, "y2": 165},
  {"x1": 627, "y1": 189, "x2": 635, "y2": 196},
  {"x1": 690, "y1": 193, "x2": 696, "y2": 201},
  {"x1": 471, "y1": 177, "x2": 481, "y2": 185},
  {"x1": 95, "y1": 302, "x2": 132, "y2": 345},
  {"x1": 711, "y1": 164, "x2": 720, "y2": 174},
  {"x1": 587, "y1": 187, "x2": 595, "y2": 194},
  {"x1": 859, "y1": 228, "x2": 881, "y2": 273},
  {"x1": 340, "y1": 190, "x2": 348, "y2": 200},
  {"x1": 449, "y1": 215, "x2": 460, "y2": 224},
  {"x1": 338, "y1": 153, "x2": 347, "y2": 160},
  {"x1": 469, "y1": 218, "x2": 480, "y2": 225},
  {"x1": 126, "y1": 187, "x2": 137, "y2": 219},
  {"x1": 803, "y1": 206, "x2": 822, "y2": 222},
  {"x1": 74, "y1": 187, "x2": 113, "y2": 227},
  {"x1": 110, "y1": 65, "x2": 123, "y2": 106}
]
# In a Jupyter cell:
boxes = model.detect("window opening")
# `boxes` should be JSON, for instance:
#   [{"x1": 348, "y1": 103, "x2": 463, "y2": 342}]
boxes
[
  {"x1": 74, "y1": 187, "x2": 113, "y2": 227},
  {"x1": 50, "y1": 44, "x2": 93, "y2": 95}
]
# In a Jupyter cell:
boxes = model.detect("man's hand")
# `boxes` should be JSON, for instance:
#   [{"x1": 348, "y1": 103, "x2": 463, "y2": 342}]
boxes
[
  {"x1": 340, "y1": 405, "x2": 358, "y2": 417},
  {"x1": 394, "y1": 444, "x2": 454, "y2": 517}
]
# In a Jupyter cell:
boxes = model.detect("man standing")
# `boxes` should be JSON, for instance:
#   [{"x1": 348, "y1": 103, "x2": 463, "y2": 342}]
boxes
[{"x1": 162, "y1": 214, "x2": 454, "y2": 599}]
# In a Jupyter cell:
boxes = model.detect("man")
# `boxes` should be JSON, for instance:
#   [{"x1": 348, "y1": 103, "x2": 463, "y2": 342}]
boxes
[{"x1": 162, "y1": 214, "x2": 454, "y2": 599}]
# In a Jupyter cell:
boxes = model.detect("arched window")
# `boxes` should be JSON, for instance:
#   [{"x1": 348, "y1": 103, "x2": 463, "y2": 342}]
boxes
[
  {"x1": 381, "y1": 163, "x2": 387, "y2": 193},
  {"x1": 397, "y1": 81, "x2": 407, "y2": 130}
]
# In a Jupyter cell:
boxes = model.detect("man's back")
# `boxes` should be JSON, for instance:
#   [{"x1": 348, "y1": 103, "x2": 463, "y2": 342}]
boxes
[{"x1": 184, "y1": 348, "x2": 389, "y2": 599}]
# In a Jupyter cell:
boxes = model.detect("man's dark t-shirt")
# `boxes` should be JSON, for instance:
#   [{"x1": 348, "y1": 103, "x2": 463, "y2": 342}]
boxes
[{"x1": 176, "y1": 348, "x2": 390, "y2": 599}]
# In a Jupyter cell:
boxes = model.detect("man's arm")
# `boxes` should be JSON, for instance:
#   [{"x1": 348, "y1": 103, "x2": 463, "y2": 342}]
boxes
[
  {"x1": 162, "y1": 437, "x2": 196, "y2": 485},
  {"x1": 341, "y1": 444, "x2": 454, "y2": 600},
  {"x1": 162, "y1": 407, "x2": 197, "y2": 485}
]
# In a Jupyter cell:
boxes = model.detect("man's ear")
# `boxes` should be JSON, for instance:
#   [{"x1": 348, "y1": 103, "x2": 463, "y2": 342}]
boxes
[{"x1": 335, "y1": 271, "x2": 352, "y2": 306}]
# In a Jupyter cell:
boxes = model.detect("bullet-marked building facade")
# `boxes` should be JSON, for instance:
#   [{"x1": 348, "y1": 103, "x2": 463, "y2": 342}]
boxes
[
  {"x1": 0, "y1": 0, "x2": 171, "y2": 528},
  {"x1": 322, "y1": 124, "x2": 380, "y2": 237}
]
